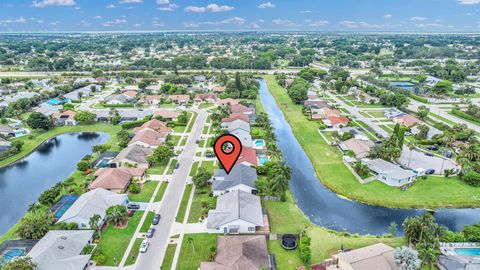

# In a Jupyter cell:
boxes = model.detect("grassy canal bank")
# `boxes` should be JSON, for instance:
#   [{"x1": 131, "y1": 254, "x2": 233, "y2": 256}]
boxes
[{"x1": 263, "y1": 75, "x2": 480, "y2": 209}]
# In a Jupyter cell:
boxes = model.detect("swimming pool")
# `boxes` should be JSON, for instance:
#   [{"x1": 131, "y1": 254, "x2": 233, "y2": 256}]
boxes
[
  {"x1": 0, "y1": 249, "x2": 25, "y2": 265},
  {"x1": 50, "y1": 195, "x2": 79, "y2": 219},
  {"x1": 97, "y1": 158, "x2": 112, "y2": 168},
  {"x1": 258, "y1": 155, "x2": 269, "y2": 165},
  {"x1": 454, "y1": 248, "x2": 480, "y2": 256},
  {"x1": 253, "y1": 139, "x2": 266, "y2": 149}
]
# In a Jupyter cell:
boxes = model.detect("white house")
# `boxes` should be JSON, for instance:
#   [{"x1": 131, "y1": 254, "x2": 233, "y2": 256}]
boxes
[
  {"x1": 211, "y1": 164, "x2": 257, "y2": 196},
  {"x1": 207, "y1": 190, "x2": 263, "y2": 234},
  {"x1": 56, "y1": 188, "x2": 128, "y2": 229},
  {"x1": 362, "y1": 158, "x2": 417, "y2": 187}
]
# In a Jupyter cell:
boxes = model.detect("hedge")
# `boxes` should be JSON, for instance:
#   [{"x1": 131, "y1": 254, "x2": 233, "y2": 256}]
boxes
[
  {"x1": 451, "y1": 109, "x2": 480, "y2": 124},
  {"x1": 121, "y1": 119, "x2": 148, "y2": 129},
  {"x1": 409, "y1": 94, "x2": 428, "y2": 104}
]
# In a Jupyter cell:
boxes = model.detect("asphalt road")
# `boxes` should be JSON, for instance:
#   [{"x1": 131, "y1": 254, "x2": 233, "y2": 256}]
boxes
[{"x1": 134, "y1": 109, "x2": 206, "y2": 270}]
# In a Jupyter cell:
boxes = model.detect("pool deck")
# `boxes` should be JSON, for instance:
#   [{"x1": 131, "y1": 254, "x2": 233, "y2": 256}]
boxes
[{"x1": 440, "y1": 242, "x2": 480, "y2": 256}]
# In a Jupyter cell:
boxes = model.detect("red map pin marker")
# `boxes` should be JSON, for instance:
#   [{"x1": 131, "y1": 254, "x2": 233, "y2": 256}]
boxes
[{"x1": 213, "y1": 134, "x2": 242, "y2": 174}]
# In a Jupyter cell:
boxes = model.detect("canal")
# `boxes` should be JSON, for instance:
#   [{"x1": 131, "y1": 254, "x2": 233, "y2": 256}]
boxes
[
  {"x1": 0, "y1": 132, "x2": 109, "y2": 235},
  {"x1": 258, "y1": 78, "x2": 480, "y2": 235}
]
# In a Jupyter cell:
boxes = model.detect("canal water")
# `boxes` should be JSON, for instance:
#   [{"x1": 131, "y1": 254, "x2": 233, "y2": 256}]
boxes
[
  {"x1": 258, "y1": 78, "x2": 480, "y2": 235},
  {"x1": 0, "y1": 132, "x2": 109, "y2": 235}
]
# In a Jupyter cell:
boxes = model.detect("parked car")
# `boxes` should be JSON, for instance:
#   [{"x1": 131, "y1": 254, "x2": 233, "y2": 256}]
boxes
[
  {"x1": 426, "y1": 145, "x2": 438, "y2": 151},
  {"x1": 196, "y1": 139, "x2": 200, "y2": 144},
  {"x1": 206, "y1": 152, "x2": 215, "y2": 158},
  {"x1": 127, "y1": 202, "x2": 140, "y2": 210},
  {"x1": 146, "y1": 228, "x2": 155, "y2": 238},
  {"x1": 425, "y1": 169, "x2": 435, "y2": 175},
  {"x1": 139, "y1": 239, "x2": 149, "y2": 253},
  {"x1": 152, "y1": 214, "x2": 161, "y2": 225},
  {"x1": 424, "y1": 152, "x2": 434, "y2": 157},
  {"x1": 174, "y1": 162, "x2": 180, "y2": 169}
]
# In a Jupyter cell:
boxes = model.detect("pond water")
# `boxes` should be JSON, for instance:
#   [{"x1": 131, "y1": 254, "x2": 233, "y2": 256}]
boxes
[
  {"x1": 258, "y1": 78, "x2": 480, "y2": 235},
  {"x1": 0, "y1": 132, "x2": 109, "y2": 235},
  {"x1": 390, "y1": 81, "x2": 415, "y2": 91}
]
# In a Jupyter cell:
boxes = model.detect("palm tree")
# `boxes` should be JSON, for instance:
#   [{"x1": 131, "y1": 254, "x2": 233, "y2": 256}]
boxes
[
  {"x1": 106, "y1": 205, "x2": 128, "y2": 227},
  {"x1": 407, "y1": 143, "x2": 415, "y2": 168},
  {"x1": 417, "y1": 242, "x2": 437, "y2": 270},
  {"x1": 89, "y1": 214, "x2": 103, "y2": 238},
  {"x1": 187, "y1": 237, "x2": 195, "y2": 254},
  {"x1": 269, "y1": 162, "x2": 291, "y2": 199},
  {"x1": 461, "y1": 144, "x2": 479, "y2": 162}
]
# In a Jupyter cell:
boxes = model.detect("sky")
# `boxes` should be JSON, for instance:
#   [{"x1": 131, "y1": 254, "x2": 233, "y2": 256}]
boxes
[{"x1": 0, "y1": 0, "x2": 480, "y2": 32}]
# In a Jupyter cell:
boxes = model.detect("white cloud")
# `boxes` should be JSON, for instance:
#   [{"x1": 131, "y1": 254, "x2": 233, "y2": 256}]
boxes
[
  {"x1": 183, "y1": 22, "x2": 199, "y2": 28},
  {"x1": 133, "y1": 23, "x2": 141, "y2": 27},
  {"x1": 79, "y1": 20, "x2": 91, "y2": 27},
  {"x1": 32, "y1": 0, "x2": 75, "y2": 8},
  {"x1": 119, "y1": 0, "x2": 142, "y2": 3},
  {"x1": 300, "y1": 10, "x2": 312, "y2": 13},
  {"x1": 308, "y1": 20, "x2": 329, "y2": 27},
  {"x1": 458, "y1": 0, "x2": 480, "y2": 4},
  {"x1": 250, "y1": 23, "x2": 261, "y2": 29},
  {"x1": 185, "y1": 3, "x2": 233, "y2": 13},
  {"x1": 273, "y1": 19, "x2": 300, "y2": 27},
  {"x1": 49, "y1": 20, "x2": 60, "y2": 25},
  {"x1": 185, "y1": 6, "x2": 206, "y2": 12},
  {"x1": 221, "y1": 16, "x2": 245, "y2": 24},
  {"x1": 206, "y1": 3, "x2": 234, "y2": 12},
  {"x1": 410, "y1": 16, "x2": 427, "y2": 21},
  {"x1": 183, "y1": 16, "x2": 246, "y2": 28},
  {"x1": 156, "y1": 0, "x2": 169, "y2": 3},
  {"x1": 102, "y1": 18, "x2": 128, "y2": 27},
  {"x1": 340, "y1": 20, "x2": 382, "y2": 28},
  {"x1": 258, "y1": 2, "x2": 275, "y2": 8},
  {"x1": 0, "y1": 17, "x2": 27, "y2": 25},
  {"x1": 106, "y1": 4, "x2": 116, "y2": 8},
  {"x1": 158, "y1": 3, "x2": 178, "y2": 11},
  {"x1": 384, "y1": 14, "x2": 393, "y2": 19},
  {"x1": 94, "y1": 15, "x2": 102, "y2": 19},
  {"x1": 415, "y1": 23, "x2": 452, "y2": 28}
]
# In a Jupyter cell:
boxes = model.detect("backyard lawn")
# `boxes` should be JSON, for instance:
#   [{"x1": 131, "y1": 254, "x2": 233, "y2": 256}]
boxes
[
  {"x1": 97, "y1": 210, "x2": 143, "y2": 266},
  {"x1": 128, "y1": 181, "x2": 158, "y2": 202},
  {"x1": 176, "y1": 233, "x2": 216, "y2": 270},
  {"x1": 264, "y1": 75, "x2": 480, "y2": 208}
]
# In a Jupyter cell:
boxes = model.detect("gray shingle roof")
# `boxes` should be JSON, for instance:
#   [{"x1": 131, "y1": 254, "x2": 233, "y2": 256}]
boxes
[
  {"x1": 113, "y1": 144, "x2": 153, "y2": 165},
  {"x1": 27, "y1": 230, "x2": 94, "y2": 270},
  {"x1": 364, "y1": 158, "x2": 416, "y2": 179},
  {"x1": 212, "y1": 164, "x2": 257, "y2": 192},
  {"x1": 207, "y1": 190, "x2": 263, "y2": 229}
]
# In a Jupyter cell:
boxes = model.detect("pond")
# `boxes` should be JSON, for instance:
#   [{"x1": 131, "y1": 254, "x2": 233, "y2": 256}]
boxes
[
  {"x1": 0, "y1": 132, "x2": 109, "y2": 235},
  {"x1": 258, "y1": 78, "x2": 480, "y2": 235},
  {"x1": 390, "y1": 81, "x2": 416, "y2": 91}
]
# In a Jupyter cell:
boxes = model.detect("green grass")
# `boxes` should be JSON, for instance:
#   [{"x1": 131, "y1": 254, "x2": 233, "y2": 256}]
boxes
[
  {"x1": 189, "y1": 161, "x2": 199, "y2": 177},
  {"x1": 167, "y1": 159, "x2": 177, "y2": 174},
  {"x1": 97, "y1": 211, "x2": 143, "y2": 266},
  {"x1": 428, "y1": 112, "x2": 456, "y2": 126},
  {"x1": 187, "y1": 187, "x2": 216, "y2": 223},
  {"x1": 202, "y1": 126, "x2": 210, "y2": 134},
  {"x1": 173, "y1": 125, "x2": 187, "y2": 133},
  {"x1": 264, "y1": 75, "x2": 480, "y2": 208},
  {"x1": 255, "y1": 96, "x2": 265, "y2": 113},
  {"x1": 176, "y1": 184, "x2": 193, "y2": 222},
  {"x1": 140, "y1": 211, "x2": 155, "y2": 233},
  {"x1": 363, "y1": 110, "x2": 386, "y2": 118},
  {"x1": 264, "y1": 192, "x2": 405, "y2": 267},
  {"x1": 268, "y1": 240, "x2": 303, "y2": 270},
  {"x1": 161, "y1": 244, "x2": 177, "y2": 269},
  {"x1": 176, "y1": 233, "x2": 216, "y2": 270},
  {"x1": 146, "y1": 163, "x2": 167, "y2": 175},
  {"x1": 0, "y1": 123, "x2": 121, "y2": 167},
  {"x1": 186, "y1": 112, "x2": 198, "y2": 133},
  {"x1": 199, "y1": 161, "x2": 215, "y2": 174},
  {"x1": 124, "y1": 238, "x2": 143, "y2": 266},
  {"x1": 199, "y1": 102, "x2": 214, "y2": 109},
  {"x1": 251, "y1": 126, "x2": 266, "y2": 138},
  {"x1": 154, "y1": 182, "x2": 168, "y2": 202},
  {"x1": 169, "y1": 135, "x2": 182, "y2": 146},
  {"x1": 128, "y1": 181, "x2": 158, "y2": 202}
]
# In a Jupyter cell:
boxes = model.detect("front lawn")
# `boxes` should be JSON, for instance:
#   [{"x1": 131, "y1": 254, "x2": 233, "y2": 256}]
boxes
[
  {"x1": 264, "y1": 75, "x2": 480, "y2": 208},
  {"x1": 97, "y1": 210, "x2": 143, "y2": 266},
  {"x1": 146, "y1": 163, "x2": 167, "y2": 175},
  {"x1": 187, "y1": 187, "x2": 216, "y2": 223},
  {"x1": 199, "y1": 161, "x2": 215, "y2": 174},
  {"x1": 128, "y1": 181, "x2": 158, "y2": 202},
  {"x1": 176, "y1": 233, "x2": 216, "y2": 270},
  {"x1": 124, "y1": 238, "x2": 143, "y2": 266}
]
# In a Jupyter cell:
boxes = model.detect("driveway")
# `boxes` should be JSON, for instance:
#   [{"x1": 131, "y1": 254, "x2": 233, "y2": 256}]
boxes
[
  {"x1": 398, "y1": 148, "x2": 458, "y2": 174},
  {"x1": 133, "y1": 109, "x2": 206, "y2": 270}
]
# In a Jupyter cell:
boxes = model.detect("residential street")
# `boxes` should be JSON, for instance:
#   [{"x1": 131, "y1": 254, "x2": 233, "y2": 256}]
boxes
[{"x1": 134, "y1": 109, "x2": 206, "y2": 270}]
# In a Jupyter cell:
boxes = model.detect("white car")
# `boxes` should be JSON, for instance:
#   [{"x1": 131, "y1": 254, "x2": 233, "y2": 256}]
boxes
[{"x1": 139, "y1": 239, "x2": 149, "y2": 253}]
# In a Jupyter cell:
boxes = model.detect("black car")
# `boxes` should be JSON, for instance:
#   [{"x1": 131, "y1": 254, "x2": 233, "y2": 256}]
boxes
[
  {"x1": 426, "y1": 146, "x2": 438, "y2": 151},
  {"x1": 127, "y1": 203, "x2": 140, "y2": 210},
  {"x1": 152, "y1": 214, "x2": 161, "y2": 225},
  {"x1": 206, "y1": 153, "x2": 215, "y2": 158},
  {"x1": 424, "y1": 152, "x2": 434, "y2": 157},
  {"x1": 174, "y1": 162, "x2": 180, "y2": 169},
  {"x1": 425, "y1": 169, "x2": 435, "y2": 175},
  {"x1": 146, "y1": 228, "x2": 155, "y2": 238}
]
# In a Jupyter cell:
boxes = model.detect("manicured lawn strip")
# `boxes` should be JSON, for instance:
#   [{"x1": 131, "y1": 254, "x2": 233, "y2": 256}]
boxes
[
  {"x1": 128, "y1": 181, "x2": 158, "y2": 202},
  {"x1": 146, "y1": 163, "x2": 167, "y2": 175},
  {"x1": 187, "y1": 187, "x2": 216, "y2": 223},
  {"x1": 199, "y1": 161, "x2": 215, "y2": 174},
  {"x1": 264, "y1": 75, "x2": 480, "y2": 208},
  {"x1": 175, "y1": 184, "x2": 193, "y2": 222},
  {"x1": 140, "y1": 211, "x2": 155, "y2": 233},
  {"x1": 161, "y1": 244, "x2": 177, "y2": 270},
  {"x1": 428, "y1": 112, "x2": 456, "y2": 126},
  {"x1": 364, "y1": 110, "x2": 386, "y2": 118},
  {"x1": 0, "y1": 123, "x2": 121, "y2": 167},
  {"x1": 124, "y1": 238, "x2": 143, "y2": 266},
  {"x1": 173, "y1": 125, "x2": 187, "y2": 133},
  {"x1": 97, "y1": 210, "x2": 143, "y2": 266},
  {"x1": 255, "y1": 96, "x2": 265, "y2": 113},
  {"x1": 186, "y1": 112, "x2": 198, "y2": 133},
  {"x1": 199, "y1": 102, "x2": 214, "y2": 109},
  {"x1": 180, "y1": 136, "x2": 187, "y2": 146},
  {"x1": 449, "y1": 110, "x2": 480, "y2": 126},
  {"x1": 167, "y1": 159, "x2": 177, "y2": 174},
  {"x1": 264, "y1": 192, "x2": 405, "y2": 266},
  {"x1": 189, "y1": 161, "x2": 199, "y2": 177},
  {"x1": 202, "y1": 126, "x2": 209, "y2": 134},
  {"x1": 154, "y1": 182, "x2": 168, "y2": 202},
  {"x1": 176, "y1": 233, "x2": 216, "y2": 270}
]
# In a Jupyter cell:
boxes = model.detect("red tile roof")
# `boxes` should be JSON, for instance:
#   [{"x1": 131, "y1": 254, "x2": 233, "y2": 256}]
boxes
[
  {"x1": 237, "y1": 146, "x2": 258, "y2": 166},
  {"x1": 221, "y1": 113, "x2": 250, "y2": 124},
  {"x1": 231, "y1": 104, "x2": 253, "y2": 114}
]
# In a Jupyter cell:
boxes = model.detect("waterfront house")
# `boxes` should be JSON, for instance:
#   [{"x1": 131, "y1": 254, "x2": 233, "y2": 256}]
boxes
[
  {"x1": 338, "y1": 127, "x2": 369, "y2": 141},
  {"x1": 327, "y1": 243, "x2": 399, "y2": 270},
  {"x1": 0, "y1": 125, "x2": 14, "y2": 137},
  {"x1": 339, "y1": 138, "x2": 375, "y2": 159},
  {"x1": 221, "y1": 113, "x2": 250, "y2": 127},
  {"x1": 128, "y1": 129, "x2": 167, "y2": 149},
  {"x1": 231, "y1": 104, "x2": 254, "y2": 116},
  {"x1": 0, "y1": 137, "x2": 11, "y2": 154},
  {"x1": 212, "y1": 164, "x2": 257, "y2": 196},
  {"x1": 226, "y1": 120, "x2": 251, "y2": 134},
  {"x1": 89, "y1": 167, "x2": 146, "y2": 193},
  {"x1": 52, "y1": 110, "x2": 77, "y2": 126},
  {"x1": 200, "y1": 235, "x2": 271, "y2": 270},
  {"x1": 113, "y1": 144, "x2": 153, "y2": 168},
  {"x1": 207, "y1": 190, "x2": 263, "y2": 234},
  {"x1": 27, "y1": 230, "x2": 94, "y2": 270},
  {"x1": 56, "y1": 188, "x2": 128, "y2": 229},
  {"x1": 237, "y1": 146, "x2": 258, "y2": 167},
  {"x1": 311, "y1": 108, "x2": 341, "y2": 121},
  {"x1": 230, "y1": 129, "x2": 253, "y2": 148},
  {"x1": 362, "y1": 158, "x2": 416, "y2": 187}
]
